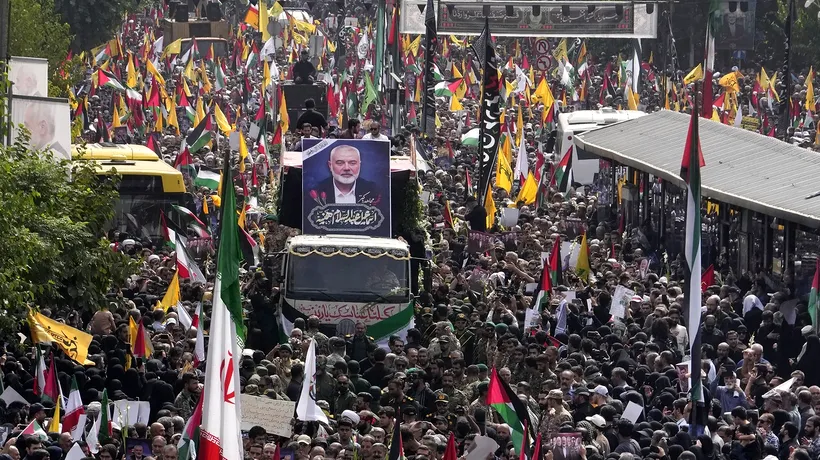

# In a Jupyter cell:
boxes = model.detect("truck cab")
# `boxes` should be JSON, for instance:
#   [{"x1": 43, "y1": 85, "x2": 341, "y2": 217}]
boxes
[{"x1": 279, "y1": 234, "x2": 413, "y2": 342}]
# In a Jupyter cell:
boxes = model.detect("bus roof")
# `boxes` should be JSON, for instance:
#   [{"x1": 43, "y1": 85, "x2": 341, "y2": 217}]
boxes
[
  {"x1": 72, "y1": 143, "x2": 186, "y2": 193},
  {"x1": 558, "y1": 109, "x2": 646, "y2": 132},
  {"x1": 72, "y1": 143, "x2": 161, "y2": 161}
]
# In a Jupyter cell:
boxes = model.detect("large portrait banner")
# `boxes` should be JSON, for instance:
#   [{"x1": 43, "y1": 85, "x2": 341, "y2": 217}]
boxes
[{"x1": 302, "y1": 139, "x2": 392, "y2": 237}]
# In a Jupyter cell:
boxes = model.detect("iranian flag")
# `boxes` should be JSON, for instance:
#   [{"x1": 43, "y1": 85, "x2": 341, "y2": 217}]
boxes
[
  {"x1": 487, "y1": 367, "x2": 531, "y2": 456},
  {"x1": 200, "y1": 158, "x2": 245, "y2": 460},
  {"x1": 192, "y1": 302, "x2": 206, "y2": 365},
  {"x1": 61, "y1": 376, "x2": 85, "y2": 434},
  {"x1": 178, "y1": 393, "x2": 203, "y2": 460},
  {"x1": 810, "y1": 258, "x2": 820, "y2": 330}
]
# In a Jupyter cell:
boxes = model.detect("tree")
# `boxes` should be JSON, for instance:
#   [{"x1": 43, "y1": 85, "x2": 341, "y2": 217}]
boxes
[
  {"x1": 8, "y1": 0, "x2": 73, "y2": 89},
  {"x1": 53, "y1": 0, "x2": 137, "y2": 53},
  {"x1": 0, "y1": 131, "x2": 138, "y2": 335}
]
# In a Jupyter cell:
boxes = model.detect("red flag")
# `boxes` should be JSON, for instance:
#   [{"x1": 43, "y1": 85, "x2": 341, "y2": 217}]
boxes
[
  {"x1": 442, "y1": 200, "x2": 454, "y2": 229},
  {"x1": 44, "y1": 353, "x2": 60, "y2": 401},
  {"x1": 387, "y1": 7, "x2": 397, "y2": 46},
  {"x1": 701, "y1": 264, "x2": 715, "y2": 292},
  {"x1": 133, "y1": 321, "x2": 152, "y2": 358},
  {"x1": 518, "y1": 420, "x2": 529, "y2": 460},
  {"x1": 443, "y1": 434, "x2": 458, "y2": 460}
]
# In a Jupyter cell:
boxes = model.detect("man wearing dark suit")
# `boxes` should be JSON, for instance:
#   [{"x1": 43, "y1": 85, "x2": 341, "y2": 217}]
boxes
[{"x1": 306, "y1": 145, "x2": 381, "y2": 205}]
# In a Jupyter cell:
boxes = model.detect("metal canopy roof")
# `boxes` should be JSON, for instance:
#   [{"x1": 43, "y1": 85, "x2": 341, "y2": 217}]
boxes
[{"x1": 575, "y1": 110, "x2": 820, "y2": 229}]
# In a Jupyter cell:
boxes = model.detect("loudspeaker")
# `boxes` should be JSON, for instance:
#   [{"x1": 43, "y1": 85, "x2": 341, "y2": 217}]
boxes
[
  {"x1": 206, "y1": 2, "x2": 222, "y2": 21},
  {"x1": 174, "y1": 2, "x2": 189, "y2": 22}
]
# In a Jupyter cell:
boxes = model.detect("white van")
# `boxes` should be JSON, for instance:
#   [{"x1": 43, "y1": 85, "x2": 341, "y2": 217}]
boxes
[{"x1": 556, "y1": 108, "x2": 646, "y2": 185}]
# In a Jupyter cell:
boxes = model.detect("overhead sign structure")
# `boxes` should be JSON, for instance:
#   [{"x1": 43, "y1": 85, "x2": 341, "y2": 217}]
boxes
[
  {"x1": 399, "y1": 0, "x2": 657, "y2": 38},
  {"x1": 535, "y1": 55, "x2": 552, "y2": 72}
]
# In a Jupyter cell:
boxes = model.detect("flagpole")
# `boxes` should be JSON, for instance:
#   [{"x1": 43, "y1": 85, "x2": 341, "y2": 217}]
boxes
[
  {"x1": 687, "y1": 81, "x2": 705, "y2": 435},
  {"x1": 477, "y1": 17, "x2": 489, "y2": 205}
]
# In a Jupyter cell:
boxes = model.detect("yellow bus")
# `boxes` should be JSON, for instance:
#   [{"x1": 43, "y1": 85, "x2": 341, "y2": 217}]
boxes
[{"x1": 72, "y1": 143, "x2": 195, "y2": 242}]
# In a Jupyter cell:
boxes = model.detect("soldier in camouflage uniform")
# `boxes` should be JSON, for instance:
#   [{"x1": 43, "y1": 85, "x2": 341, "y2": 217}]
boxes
[
  {"x1": 434, "y1": 370, "x2": 469, "y2": 413},
  {"x1": 303, "y1": 315, "x2": 330, "y2": 355},
  {"x1": 468, "y1": 381, "x2": 490, "y2": 417},
  {"x1": 538, "y1": 389, "x2": 573, "y2": 442}
]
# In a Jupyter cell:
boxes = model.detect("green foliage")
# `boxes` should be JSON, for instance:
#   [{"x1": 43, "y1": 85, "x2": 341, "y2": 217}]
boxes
[
  {"x1": 8, "y1": 0, "x2": 73, "y2": 84},
  {"x1": 0, "y1": 133, "x2": 138, "y2": 335},
  {"x1": 398, "y1": 178, "x2": 424, "y2": 235},
  {"x1": 48, "y1": 56, "x2": 86, "y2": 98},
  {"x1": 53, "y1": 0, "x2": 138, "y2": 52}
]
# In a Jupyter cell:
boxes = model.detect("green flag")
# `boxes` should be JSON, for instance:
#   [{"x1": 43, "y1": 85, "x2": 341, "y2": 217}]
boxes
[
  {"x1": 218, "y1": 152, "x2": 247, "y2": 345},
  {"x1": 99, "y1": 388, "x2": 111, "y2": 444},
  {"x1": 361, "y1": 72, "x2": 378, "y2": 116}
]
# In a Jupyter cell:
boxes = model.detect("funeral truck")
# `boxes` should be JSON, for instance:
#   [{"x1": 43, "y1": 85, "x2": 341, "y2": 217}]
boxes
[
  {"x1": 278, "y1": 234, "x2": 414, "y2": 344},
  {"x1": 274, "y1": 151, "x2": 421, "y2": 345}
]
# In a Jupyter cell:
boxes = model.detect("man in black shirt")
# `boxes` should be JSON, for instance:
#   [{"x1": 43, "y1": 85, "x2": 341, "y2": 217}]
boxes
[
  {"x1": 295, "y1": 98, "x2": 327, "y2": 132},
  {"x1": 464, "y1": 197, "x2": 487, "y2": 231},
  {"x1": 292, "y1": 50, "x2": 317, "y2": 84}
]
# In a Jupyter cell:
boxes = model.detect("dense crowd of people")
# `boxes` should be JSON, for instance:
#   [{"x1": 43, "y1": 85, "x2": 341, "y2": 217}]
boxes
[{"x1": 5, "y1": 2, "x2": 820, "y2": 460}]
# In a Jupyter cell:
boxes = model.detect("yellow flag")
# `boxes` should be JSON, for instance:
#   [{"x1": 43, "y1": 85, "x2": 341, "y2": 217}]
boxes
[
  {"x1": 435, "y1": 112, "x2": 442, "y2": 128},
  {"x1": 327, "y1": 38, "x2": 337, "y2": 53},
  {"x1": 146, "y1": 58, "x2": 165, "y2": 87},
  {"x1": 684, "y1": 64, "x2": 703, "y2": 84},
  {"x1": 408, "y1": 35, "x2": 421, "y2": 56},
  {"x1": 711, "y1": 107, "x2": 721, "y2": 121},
  {"x1": 239, "y1": 131, "x2": 249, "y2": 173},
  {"x1": 484, "y1": 184, "x2": 496, "y2": 229},
  {"x1": 162, "y1": 38, "x2": 182, "y2": 58},
  {"x1": 154, "y1": 108, "x2": 164, "y2": 132},
  {"x1": 533, "y1": 77, "x2": 555, "y2": 107},
  {"x1": 238, "y1": 205, "x2": 247, "y2": 230},
  {"x1": 452, "y1": 65, "x2": 463, "y2": 79},
  {"x1": 28, "y1": 310, "x2": 93, "y2": 365},
  {"x1": 167, "y1": 98, "x2": 180, "y2": 135},
  {"x1": 449, "y1": 95, "x2": 463, "y2": 111},
  {"x1": 759, "y1": 67, "x2": 771, "y2": 91},
  {"x1": 195, "y1": 97, "x2": 205, "y2": 125},
  {"x1": 294, "y1": 19, "x2": 316, "y2": 34},
  {"x1": 48, "y1": 395, "x2": 61, "y2": 433},
  {"x1": 516, "y1": 107, "x2": 524, "y2": 145},
  {"x1": 807, "y1": 67, "x2": 815, "y2": 111},
  {"x1": 769, "y1": 72, "x2": 781, "y2": 102},
  {"x1": 213, "y1": 102, "x2": 232, "y2": 134},
  {"x1": 260, "y1": 0, "x2": 270, "y2": 41},
  {"x1": 184, "y1": 57, "x2": 195, "y2": 82},
  {"x1": 126, "y1": 53, "x2": 137, "y2": 88},
  {"x1": 576, "y1": 232, "x2": 591, "y2": 282},
  {"x1": 199, "y1": 61, "x2": 212, "y2": 93},
  {"x1": 157, "y1": 272, "x2": 181, "y2": 312},
  {"x1": 627, "y1": 86, "x2": 639, "y2": 110},
  {"x1": 552, "y1": 38, "x2": 568, "y2": 63},
  {"x1": 268, "y1": 1, "x2": 284, "y2": 19},
  {"x1": 514, "y1": 171, "x2": 537, "y2": 205},
  {"x1": 279, "y1": 91, "x2": 289, "y2": 132},
  {"x1": 112, "y1": 104, "x2": 122, "y2": 128},
  {"x1": 495, "y1": 144, "x2": 513, "y2": 193},
  {"x1": 263, "y1": 60, "x2": 271, "y2": 94}
]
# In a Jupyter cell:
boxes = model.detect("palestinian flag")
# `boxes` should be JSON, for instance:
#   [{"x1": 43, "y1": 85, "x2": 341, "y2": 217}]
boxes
[
  {"x1": 681, "y1": 103, "x2": 707, "y2": 436},
  {"x1": 461, "y1": 128, "x2": 479, "y2": 147},
  {"x1": 810, "y1": 258, "x2": 820, "y2": 329},
  {"x1": 549, "y1": 235, "x2": 562, "y2": 286},
  {"x1": 186, "y1": 110, "x2": 212, "y2": 154},
  {"x1": 174, "y1": 146, "x2": 196, "y2": 177},
  {"x1": 97, "y1": 69, "x2": 125, "y2": 92},
  {"x1": 487, "y1": 367, "x2": 531, "y2": 456},
  {"x1": 524, "y1": 236, "x2": 559, "y2": 333},
  {"x1": 178, "y1": 390, "x2": 203, "y2": 460},
  {"x1": 388, "y1": 407, "x2": 404, "y2": 460},
  {"x1": 173, "y1": 204, "x2": 207, "y2": 229},
  {"x1": 552, "y1": 144, "x2": 573, "y2": 192},
  {"x1": 194, "y1": 170, "x2": 220, "y2": 190}
]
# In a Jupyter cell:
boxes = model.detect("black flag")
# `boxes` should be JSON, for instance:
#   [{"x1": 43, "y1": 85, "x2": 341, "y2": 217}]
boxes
[
  {"x1": 421, "y1": 0, "x2": 438, "y2": 138},
  {"x1": 475, "y1": 18, "x2": 500, "y2": 205}
]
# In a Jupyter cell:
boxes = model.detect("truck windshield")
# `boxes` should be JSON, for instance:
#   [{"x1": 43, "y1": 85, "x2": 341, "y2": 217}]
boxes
[{"x1": 287, "y1": 253, "x2": 409, "y2": 303}]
